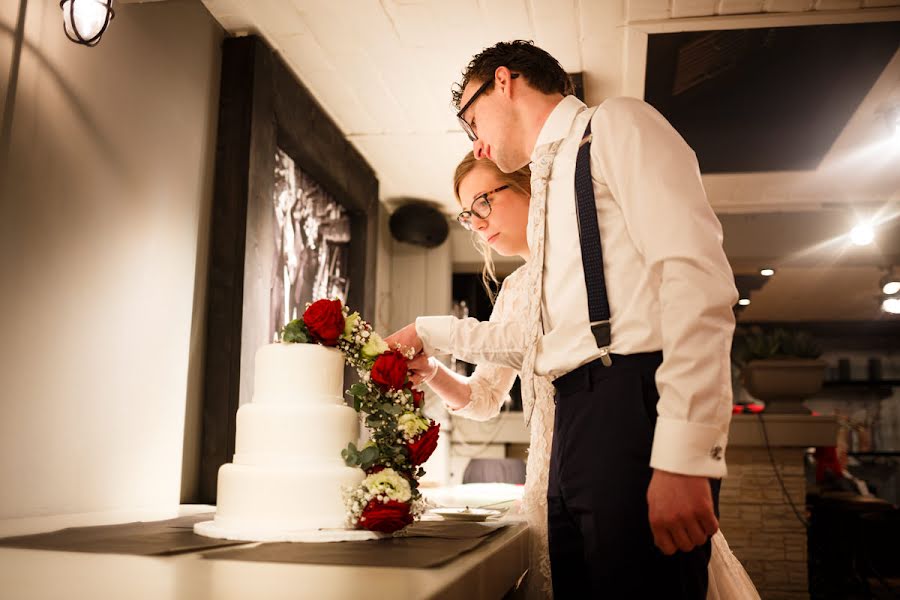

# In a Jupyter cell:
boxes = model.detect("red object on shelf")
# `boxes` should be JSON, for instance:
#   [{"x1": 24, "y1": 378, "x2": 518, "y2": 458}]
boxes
[{"x1": 733, "y1": 403, "x2": 765, "y2": 414}]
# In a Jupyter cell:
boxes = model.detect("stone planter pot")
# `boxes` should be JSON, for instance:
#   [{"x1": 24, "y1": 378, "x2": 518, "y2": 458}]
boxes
[{"x1": 741, "y1": 359, "x2": 827, "y2": 414}]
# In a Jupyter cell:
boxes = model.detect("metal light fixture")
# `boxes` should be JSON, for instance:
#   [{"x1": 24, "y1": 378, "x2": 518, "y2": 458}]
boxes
[{"x1": 60, "y1": 0, "x2": 114, "y2": 47}]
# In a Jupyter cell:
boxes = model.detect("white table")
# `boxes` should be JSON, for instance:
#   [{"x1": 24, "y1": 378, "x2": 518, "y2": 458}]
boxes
[{"x1": 0, "y1": 504, "x2": 529, "y2": 600}]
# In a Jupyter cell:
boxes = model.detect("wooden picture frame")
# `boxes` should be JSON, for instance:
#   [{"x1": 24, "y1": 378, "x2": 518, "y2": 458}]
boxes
[{"x1": 197, "y1": 36, "x2": 378, "y2": 502}]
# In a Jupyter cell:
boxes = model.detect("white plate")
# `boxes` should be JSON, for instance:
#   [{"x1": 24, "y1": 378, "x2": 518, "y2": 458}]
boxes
[{"x1": 429, "y1": 507, "x2": 502, "y2": 522}]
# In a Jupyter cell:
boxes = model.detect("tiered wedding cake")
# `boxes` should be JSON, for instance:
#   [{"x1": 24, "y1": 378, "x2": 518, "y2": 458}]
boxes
[{"x1": 194, "y1": 342, "x2": 365, "y2": 541}]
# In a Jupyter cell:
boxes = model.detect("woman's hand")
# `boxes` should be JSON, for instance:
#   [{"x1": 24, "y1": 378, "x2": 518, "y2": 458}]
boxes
[{"x1": 407, "y1": 354, "x2": 438, "y2": 386}]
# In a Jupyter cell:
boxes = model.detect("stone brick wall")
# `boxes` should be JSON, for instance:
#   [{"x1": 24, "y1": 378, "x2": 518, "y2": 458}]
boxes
[{"x1": 719, "y1": 447, "x2": 809, "y2": 600}]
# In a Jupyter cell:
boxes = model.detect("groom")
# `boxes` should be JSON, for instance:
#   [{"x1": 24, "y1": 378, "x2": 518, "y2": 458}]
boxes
[{"x1": 388, "y1": 41, "x2": 737, "y2": 598}]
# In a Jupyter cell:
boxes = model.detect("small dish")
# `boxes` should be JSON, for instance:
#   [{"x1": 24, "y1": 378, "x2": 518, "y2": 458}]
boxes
[{"x1": 429, "y1": 507, "x2": 502, "y2": 522}]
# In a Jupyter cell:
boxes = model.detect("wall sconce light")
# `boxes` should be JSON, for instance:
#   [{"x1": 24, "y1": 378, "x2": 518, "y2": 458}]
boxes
[{"x1": 60, "y1": 0, "x2": 114, "y2": 47}]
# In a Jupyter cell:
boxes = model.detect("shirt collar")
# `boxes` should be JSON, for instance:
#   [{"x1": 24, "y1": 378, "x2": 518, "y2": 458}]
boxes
[{"x1": 530, "y1": 95, "x2": 588, "y2": 161}]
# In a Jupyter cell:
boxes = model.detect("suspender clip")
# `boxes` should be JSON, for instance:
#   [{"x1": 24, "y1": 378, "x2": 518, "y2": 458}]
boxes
[
  {"x1": 590, "y1": 320, "x2": 612, "y2": 367},
  {"x1": 598, "y1": 347, "x2": 613, "y2": 367}
]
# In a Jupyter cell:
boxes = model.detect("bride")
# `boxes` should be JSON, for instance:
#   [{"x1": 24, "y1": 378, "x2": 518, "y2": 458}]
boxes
[{"x1": 402, "y1": 152, "x2": 759, "y2": 600}]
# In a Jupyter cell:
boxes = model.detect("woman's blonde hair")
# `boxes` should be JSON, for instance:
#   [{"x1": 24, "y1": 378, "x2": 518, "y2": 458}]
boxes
[{"x1": 453, "y1": 152, "x2": 531, "y2": 302}]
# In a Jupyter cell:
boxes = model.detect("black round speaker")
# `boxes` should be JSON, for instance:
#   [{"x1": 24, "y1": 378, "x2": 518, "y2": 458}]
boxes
[{"x1": 389, "y1": 203, "x2": 449, "y2": 249}]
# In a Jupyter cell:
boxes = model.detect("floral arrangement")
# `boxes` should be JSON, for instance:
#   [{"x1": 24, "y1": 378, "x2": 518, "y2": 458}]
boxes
[{"x1": 280, "y1": 298, "x2": 440, "y2": 534}]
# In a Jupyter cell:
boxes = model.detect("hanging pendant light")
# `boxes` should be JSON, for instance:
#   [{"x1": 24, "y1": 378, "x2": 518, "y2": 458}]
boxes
[{"x1": 60, "y1": 0, "x2": 114, "y2": 47}]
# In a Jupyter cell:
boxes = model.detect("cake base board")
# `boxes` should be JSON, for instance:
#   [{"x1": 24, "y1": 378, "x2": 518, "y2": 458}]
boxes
[{"x1": 193, "y1": 519, "x2": 384, "y2": 543}]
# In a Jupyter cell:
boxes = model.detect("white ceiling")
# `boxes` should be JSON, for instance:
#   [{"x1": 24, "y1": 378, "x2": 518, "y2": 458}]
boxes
[{"x1": 198, "y1": 0, "x2": 900, "y2": 322}]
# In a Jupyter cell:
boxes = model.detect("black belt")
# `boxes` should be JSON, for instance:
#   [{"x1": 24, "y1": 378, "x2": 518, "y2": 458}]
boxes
[{"x1": 553, "y1": 351, "x2": 663, "y2": 396}]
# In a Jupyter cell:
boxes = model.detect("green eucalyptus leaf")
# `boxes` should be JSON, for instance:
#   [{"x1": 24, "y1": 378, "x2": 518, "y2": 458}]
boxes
[
  {"x1": 360, "y1": 445, "x2": 379, "y2": 464},
  {"x1": 281, "y1": 319, "x2": 309, "y2": 344},
  {"x1": 381, "y1": 403, "x2": 402, "y2": 416}
]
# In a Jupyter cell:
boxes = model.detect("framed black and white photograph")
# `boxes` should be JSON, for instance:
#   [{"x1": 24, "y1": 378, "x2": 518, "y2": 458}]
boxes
[{"x1": 270, "y1": 148, "x2": 351, "y2": 340}]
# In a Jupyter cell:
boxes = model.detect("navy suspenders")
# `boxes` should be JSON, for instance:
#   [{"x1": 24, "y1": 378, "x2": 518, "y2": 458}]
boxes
[{"x1": 573, "y1": 118, "x2": 613, "y2": 367}]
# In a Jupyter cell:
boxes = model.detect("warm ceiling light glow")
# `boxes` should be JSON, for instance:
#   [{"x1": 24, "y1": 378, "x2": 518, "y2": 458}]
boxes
[
  {"x1": 760, "y1": 268, "x2": 775, "y2": 277},
  {"x1": 884, "y1": 281, "x2": 900, "y2": 295},
  {"x1": 882, "y1": 298, "x2": 900, "y2": 314},
  {"x1": 738, "y1": 298, "x2": 751, "y2": 306},
  {"x1": 849, "y1": 222, "x2": 875, "y2": 246},
  {"x1": 893, "y1": 110, "x2": 900, "y2": 145},
  {"x1": 61, "y1": 0, "x2": 114, "y2": 47}
]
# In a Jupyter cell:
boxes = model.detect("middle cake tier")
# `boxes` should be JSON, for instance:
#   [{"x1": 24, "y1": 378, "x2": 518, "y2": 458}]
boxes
[{"x1": 234, "y1": 403, "x2": 360, "y2": 464}]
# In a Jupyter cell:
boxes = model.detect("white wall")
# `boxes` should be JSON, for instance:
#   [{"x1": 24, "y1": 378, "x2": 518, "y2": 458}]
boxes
[
  {"x1": 374, "y1": 217, "x2": 454, "y2": 484},
  {"x1": 0, "y1": 0, "x2": 223, "y2": 519}
]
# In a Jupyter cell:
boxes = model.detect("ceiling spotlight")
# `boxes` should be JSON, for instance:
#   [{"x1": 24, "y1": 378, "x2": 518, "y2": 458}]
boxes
[
  {"x1": 849, "y1": 222, "x2": 875, "y2": 246},
  {"x1": 738, "y1": 298, "x2": 751, "y2": 306},
  {"x1": 882, "y1": 267, "x2": 900, "y2": 296},
  {"x1": 882, "y1": 298, "x2": 900, "y2": 315},
  {"x1": 760, "y1": 268, "x2": 775, "y2": 277},
  {"x1": 61, "y1": 0, "x2": 114, "y2": 47}
]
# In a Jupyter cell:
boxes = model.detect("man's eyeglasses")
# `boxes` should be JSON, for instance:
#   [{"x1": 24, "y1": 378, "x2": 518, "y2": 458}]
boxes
[
  {"x1": 456, "y1": 185, "x2": 509, "y2": 230},
  {"x1": 456, "y1": 73, "x2": 519, "y2": 142}
]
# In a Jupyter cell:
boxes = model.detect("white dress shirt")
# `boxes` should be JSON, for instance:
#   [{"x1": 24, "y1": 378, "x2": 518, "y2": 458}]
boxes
[{"x1": 418, "y1": 96, "x2": 738, "y2": 478}]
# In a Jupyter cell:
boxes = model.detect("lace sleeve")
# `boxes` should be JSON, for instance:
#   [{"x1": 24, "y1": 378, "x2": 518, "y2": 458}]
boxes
[
  {"x1": 446, "y1": 268, "x2": 527, "y2": 421},
  {"x1": 449, "y1": 363, "x2": 518, "y2": 421}
]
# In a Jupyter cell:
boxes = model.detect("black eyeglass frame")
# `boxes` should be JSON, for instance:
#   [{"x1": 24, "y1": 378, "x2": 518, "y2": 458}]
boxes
[
  {"x1": 456, "y1": 185, "x2": 510, "y2": 229},
  {"x1": 456, "y1": 73, "x2": 519, "y2": 142}
]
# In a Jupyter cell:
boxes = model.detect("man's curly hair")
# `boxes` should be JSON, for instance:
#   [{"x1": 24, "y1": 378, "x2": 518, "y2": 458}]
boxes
[{"x1": 451, "y1": 40, "x2": 574, "y2": 110}]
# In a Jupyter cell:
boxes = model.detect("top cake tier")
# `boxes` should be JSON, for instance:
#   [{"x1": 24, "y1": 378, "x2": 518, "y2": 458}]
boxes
[{"x1": 254, "y1": 343, "x2": 345, "y2": 404}]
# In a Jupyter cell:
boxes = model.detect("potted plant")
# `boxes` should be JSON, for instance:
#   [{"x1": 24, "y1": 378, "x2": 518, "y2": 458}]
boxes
[{"x1": 731, "y1": 327, "x2": 826, "y2": 414}]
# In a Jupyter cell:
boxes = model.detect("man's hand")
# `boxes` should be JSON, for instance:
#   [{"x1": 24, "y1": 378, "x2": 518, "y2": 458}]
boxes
[
  {"x1": 647, "y1": 469, "x2": 718, "y2": 555},
  {"x1": 384, "y1": 323, "x2": 424, "y2": 356}
]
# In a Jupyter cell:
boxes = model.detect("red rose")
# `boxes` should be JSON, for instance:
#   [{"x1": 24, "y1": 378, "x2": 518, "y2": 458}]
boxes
[
  {"x1": 403, "y1": 382, "x2": 425, "y2": 409},
  {"x1": 365, "y1": 464, "x2": 385, "y2": 475},
  {"x1": 303, "y1": 299, "x2": 345, "y2": 346},
  {"x1": 359, "y1": 498, "x2": 413, "y2": 533},
  {"x1": 407, "y1": 421, "x2": 440, "y2": 466},
  {"x1": 370, "y1": 350, "x2": 408, "y2": 391}
]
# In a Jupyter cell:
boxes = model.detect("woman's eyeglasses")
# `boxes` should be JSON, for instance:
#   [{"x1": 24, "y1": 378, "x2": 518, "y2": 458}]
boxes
[{"x1": 456, "y1": 185, "x2": 509, "y2": 230}]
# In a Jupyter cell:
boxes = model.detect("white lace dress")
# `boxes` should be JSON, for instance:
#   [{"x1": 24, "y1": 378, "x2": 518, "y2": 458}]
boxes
[{"x1": 443, "y1": 267, "x2": 760, "y2": 600}]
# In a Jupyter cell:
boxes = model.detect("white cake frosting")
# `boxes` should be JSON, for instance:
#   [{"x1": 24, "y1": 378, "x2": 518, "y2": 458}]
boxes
[{"x1": 194, "y1": 342, "x2": 364, "y2": 541}]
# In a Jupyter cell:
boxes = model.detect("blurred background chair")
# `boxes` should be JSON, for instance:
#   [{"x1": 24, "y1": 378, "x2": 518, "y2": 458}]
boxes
[{"x1": 462, "y1": 458, "x2": 527, "y2": 485}]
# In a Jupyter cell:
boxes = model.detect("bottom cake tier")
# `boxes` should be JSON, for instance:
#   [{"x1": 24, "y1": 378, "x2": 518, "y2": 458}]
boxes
[{"x1": 209, "y1": 462, "x2": 365, "y2": 533}]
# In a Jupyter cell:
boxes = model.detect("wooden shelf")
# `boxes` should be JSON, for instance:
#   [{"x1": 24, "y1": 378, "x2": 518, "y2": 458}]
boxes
[
  {"x1": 823, "y1": 380, "x2": 900, "y2": 387},
  {"x1": 817, "y1": 380, "x2": 897, "y2": 401}
]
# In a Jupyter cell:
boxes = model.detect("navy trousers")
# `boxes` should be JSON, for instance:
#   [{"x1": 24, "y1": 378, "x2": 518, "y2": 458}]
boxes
[{"x1": 547, "y1": 352, "x2": 721, "y2": 599}]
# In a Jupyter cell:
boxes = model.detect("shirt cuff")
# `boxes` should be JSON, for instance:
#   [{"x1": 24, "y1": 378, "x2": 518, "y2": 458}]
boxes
[
  {"x1": 415, "y1": 316, "x2": 455, "y2": 356},
  {"x1": 650, "y1": 417, "x2": 729, "y2": 479}
]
